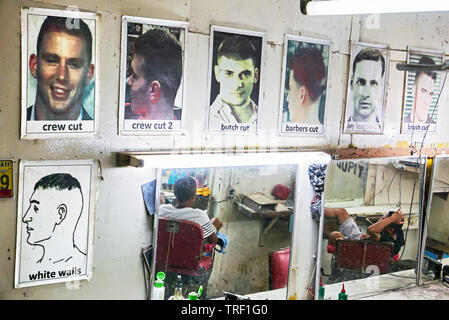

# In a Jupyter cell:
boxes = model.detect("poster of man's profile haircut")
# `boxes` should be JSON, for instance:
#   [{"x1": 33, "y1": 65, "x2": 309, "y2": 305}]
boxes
[
  {"x1": 206, "y1": 26, "x2": 265, "y2": 134},
  {"x1": 15, "y1": 160, "x2": 97, "y2": 288},
  {"x1": 21, "y1": 7, "x2": 99, "y2": 139},
  {"x1": 400, "y1": 47, "x2": 445, "y2": 134},
  {"x1": 118, "y1": 16, "x2": 188, "y2": 135},
  {"x1": 278, "y1": 35, "x2": 331, "y2": 136},
  {"x1": 343, "y1": 42, "x2": 389, "y2": 134}
]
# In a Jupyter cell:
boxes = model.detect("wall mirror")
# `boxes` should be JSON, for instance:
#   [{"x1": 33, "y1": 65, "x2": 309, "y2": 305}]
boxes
[
  {"x1": 420, "y1": 155, "x2": 449, "y2": 283},
  {"x1": 317, "y1": 156, "x2": 426, "y2": 300},
  {"x1": 148, "y1": 151, "x2": 331, "y2": 300}
]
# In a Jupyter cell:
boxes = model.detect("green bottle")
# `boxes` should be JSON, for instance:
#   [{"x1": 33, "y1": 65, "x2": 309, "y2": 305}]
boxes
[
  {"x1": 188, "y1": 292, "x2": 198, "y2": 300},
  {"x1": 197, "y1": 285, "x2": 203, "y2": 298},
  {"x1": 152, "y1": 272, "x2": 166, "y2": 300},
  {"x1": 338, "y1": 283, "x2": 348, "y2": 300},
  {"x1": 188, "y1": 285, "x2": 203, "y2": 300},
  {"x1": 318, "y1": 278, "x2": 325, "y2": 300}
]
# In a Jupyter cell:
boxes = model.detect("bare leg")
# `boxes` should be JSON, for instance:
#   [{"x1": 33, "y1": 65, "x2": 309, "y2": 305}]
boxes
[
  {"x1": 328, "y1": 231, "x2": 345, "y2": 245},
  {"x1": 323, "y1": 208, "x2": 351, "y2": 225}
]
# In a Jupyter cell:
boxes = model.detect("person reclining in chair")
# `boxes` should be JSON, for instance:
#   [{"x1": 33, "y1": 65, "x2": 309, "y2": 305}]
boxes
[
  {"x1": 159, "y1": 177, "x2": 223, "y2": 245},
  {"x1": 325, "y1": 207, "x2": 405, "y2": 259}
]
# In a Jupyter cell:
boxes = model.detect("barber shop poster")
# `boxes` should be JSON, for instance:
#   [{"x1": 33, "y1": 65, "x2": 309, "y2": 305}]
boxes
[
  {"x1": 21, "y1": 8, "x2": 99, "y2": 139},
  {"x1": 15, "y1": 160, "x2": 97, "y2": 288},
  {"x1": 119, "y1": 16, "x2": 188, "y2": 135},
  {"x1": 207, "y1": 26, "x2": 265, "y2": 133},
  {"x1": 343, "y1": 42, "x2": 389, "y2": 134},
  {"x1": 401, "y1": 47, "x2": 444, "y2": 134},
  {"x1": 278, "y1": 35, "x2": 331, "y2": 136}
]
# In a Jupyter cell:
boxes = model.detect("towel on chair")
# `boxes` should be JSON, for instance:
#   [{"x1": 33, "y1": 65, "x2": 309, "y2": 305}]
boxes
[{"x1": 215, "y1": 232, "x2": 229, "y2": 254}]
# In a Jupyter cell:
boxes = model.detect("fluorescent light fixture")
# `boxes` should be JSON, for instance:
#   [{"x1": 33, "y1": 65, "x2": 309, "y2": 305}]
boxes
[
  {"x1": 303, "y1": 0, "x2": 449, "y2": 16},
  {"x1": 397, "y1": 60, "x2": 449, "y2": 72}
]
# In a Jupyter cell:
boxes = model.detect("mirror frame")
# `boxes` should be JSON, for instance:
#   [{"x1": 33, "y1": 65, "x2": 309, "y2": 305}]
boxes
[
  {"x1": 148, "y1": 151, "x2": 331, "y2": 300},
  {"x1": 418, "y1": 154, "x2": 449, "y2": 284},
  {"x1": 316, "y1": 155, "x2": 427, "y2": 299}
]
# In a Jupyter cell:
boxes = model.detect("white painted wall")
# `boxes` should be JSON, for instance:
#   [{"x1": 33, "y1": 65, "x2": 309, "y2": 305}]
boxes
[{"x1": 1, "y1": 0, "x2": 449, "y2": 299}]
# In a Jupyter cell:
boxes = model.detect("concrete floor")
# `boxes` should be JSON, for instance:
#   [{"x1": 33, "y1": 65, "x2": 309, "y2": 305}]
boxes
[
  {"x1": 206, "y1": 207, "x2": 292, "y2": 299},
  {"x1": 359, "y1": 281, "x2": 449, "y2": 300}
]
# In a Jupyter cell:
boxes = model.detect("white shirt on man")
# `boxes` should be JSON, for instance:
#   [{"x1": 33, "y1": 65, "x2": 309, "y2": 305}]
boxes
[
  {"x1": 158, "y1": 204, "x2": 216, "y2": 239},
  {"x1": 208, "y1": 95, "x2": 258, "y2": 130}
]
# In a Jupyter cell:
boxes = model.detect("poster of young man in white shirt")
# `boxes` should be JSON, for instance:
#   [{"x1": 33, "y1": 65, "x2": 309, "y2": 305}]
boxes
[
  {"x1": 278, "y1": 35, "x2": 331, "y2": 136},
  {"x1": 401, "y1": 48, "x2": 444, "y2": 134},
  {"x1": 15, "y1": 160, "x2": 97, "y2": 288},
  {"x1": 119, "y1": 16, "x2": 187, "y2": 135},
  {"x1": 21, "y1": 8, "x2": 99, "y2": 139},
  {"x1": 207, "y1": 26, "x2": 264, "y2": 133},
  {"x1": 343, "y1": 42, "x2": 389, "y2": 134}
]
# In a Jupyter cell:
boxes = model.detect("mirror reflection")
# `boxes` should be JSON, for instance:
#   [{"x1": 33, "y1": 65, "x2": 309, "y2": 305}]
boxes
[
  {"x1": 319, "y1": 156, "x2": 425, "y2": 299},
  {"x1": 421, "y1": 155, "x2": 449, "y2": 283},
  {"x1": 155, "y1": 164, "x2": 297, "y2": 300}
]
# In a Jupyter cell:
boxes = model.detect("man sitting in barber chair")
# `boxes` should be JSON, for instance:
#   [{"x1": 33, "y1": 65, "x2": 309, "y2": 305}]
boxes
[
  {"x1": 158, "y1": 177, "x2": 224, "y2": 298},
  {"x1": 326, "y1": 207, "x2": 405, "y2": 255},
  {"x1": 160, "y1": 177, "x2": 223, "y2": 244},
  {"x1": 324, "y1": 207, "x2": 405, "y2": 280}
]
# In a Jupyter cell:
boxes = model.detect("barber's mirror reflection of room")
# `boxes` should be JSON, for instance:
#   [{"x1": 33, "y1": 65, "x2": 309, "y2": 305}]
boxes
[
  {"x1": 155, "y1": 165, "x2": 297, "y2": 300},
  {"x1": 422, "y1": 156, "x2": 449, "y2": 283},
  {"x1": 319, "y1": 158, "x2": 423, "y2": 299}
]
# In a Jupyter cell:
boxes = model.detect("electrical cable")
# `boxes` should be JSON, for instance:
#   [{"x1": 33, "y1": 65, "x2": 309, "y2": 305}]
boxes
[
  {"x1": 387, "y1": 171, "x2": 399, "y2": 205},
  {"x1": 398, "y1": 172, "x2": 402, "y2": 207},
  {"x1": 217, "y1": 172, "x2": 233, "y2": 291},
  {"x1": 397, "y1": 72, "x2": 448, "y2": 262},
  {"x1": 376, "y1": 77, "x2": 443, "y2": 273},
  {"x1": 388, "y1": 273, "x2": 416, "y2": 280},
  {"x1": 398, "y1": 171, "x2": 416, "y2": 261},
  {"x1": 404, "y1": 73, "x2": 448, "y2": 272},
  {"x1": 307, "y1": 260, "x2": 318, "y2": 298},
  {"x1": 373, "y1": 171, "x2": 398, "y2": 200},
  {"x1": 416, "y1": 72, "x2": 448, "y2": 154}
]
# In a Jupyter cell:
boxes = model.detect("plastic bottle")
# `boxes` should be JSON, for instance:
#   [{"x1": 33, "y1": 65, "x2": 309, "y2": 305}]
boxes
[
  {"x1": 173, "y1": 274, "x2": 184, "y2": 300},
  {"x1": 187, "y1": 285, "x2": 203, "y2": 300},
  {"x1": 152, "y1": 271, "x2": 166, "y2": 300},
  {"x1": 188, "y1": 292, "x2": 198, "y2": 300},
  {"x1": 338, "y1": 283, "x2": 348, "y2": 300},
  {"x1": 318, "y1": 277, "x2": 325, "y2": 300}
]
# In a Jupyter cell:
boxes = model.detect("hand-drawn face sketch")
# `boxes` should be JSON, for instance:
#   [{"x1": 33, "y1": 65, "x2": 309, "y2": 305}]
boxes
[
  {"x1": 401, "y1": 48, "x2": 444, "y2": 134},
  {"x1": 21, "y1": 8, "x2": 99, "y2": 139},
  {"x1": 15, "y1": 160, "x2": 97, "y2": 288},
  {"x1": 343, "y1": 42, "x2": 389, "y2": 134},
  {"x1": 23, "y1": 173, "x2": 85, "y2": 264}
]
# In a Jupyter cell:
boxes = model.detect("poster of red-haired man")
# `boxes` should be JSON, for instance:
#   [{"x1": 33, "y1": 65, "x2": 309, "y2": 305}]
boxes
[{"x1": 278, "y1": 35, "x2": 331, "y2": 136}]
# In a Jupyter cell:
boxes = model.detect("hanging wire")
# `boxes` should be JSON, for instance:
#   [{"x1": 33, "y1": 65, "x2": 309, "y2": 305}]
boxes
[
  {"x1": 386, "y1": 171, "x2": 399, "y2": 205},
  {"x1": 399, "y1": 170, "x2": 417, "y2": 261},
  {"x1": 416, "y1": 72, "x2": 448, "y2": 155},
  {"x1": 307, "y1": 260, "x2": 318, "y2": 299},
  {"x1": 164, "y1": 230, "x2": 176, "y2": 274},
  {"x1": 373, "y1": 170, "x2": 399, "y2": 201},
  {"x1": 216, "y1": 170, "x2": 232, "y2": 291},
  {"x1": 398, "y1": 72, "x2": 448, "y2": 261}
]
